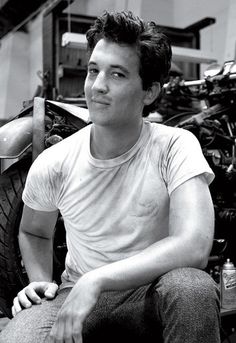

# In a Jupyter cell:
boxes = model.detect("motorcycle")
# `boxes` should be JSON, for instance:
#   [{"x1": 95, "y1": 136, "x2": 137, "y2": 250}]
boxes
[{"x1": 163, "y1": 60, "x2": 236, "y2": 281}]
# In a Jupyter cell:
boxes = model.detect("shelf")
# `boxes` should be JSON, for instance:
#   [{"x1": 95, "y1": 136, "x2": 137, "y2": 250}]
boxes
[
  {"x1": 60, "y1": 32, "x2": 217, "y2": 65},
  {"x1": 58, "y1": 64, "x2": 87, "y2": 78},
  {"x1": 172, "y1": 46, "x2": 217, "y2": 64}
]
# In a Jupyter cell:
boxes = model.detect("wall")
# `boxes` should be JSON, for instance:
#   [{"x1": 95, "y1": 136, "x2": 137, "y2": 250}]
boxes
[
  {"x1": 68, "y1": 0, "x2": 175, "y2": 20},
  {"x1": 67, "y1": 0, "x2": 143, "y2": 16},
  {"x1": 140, "y1": 0, "x2": 174, "y2": 24},
  {"x1": 0, "y1": 13, "x2": 43, "y2": 122},
  {"x1": 171, "y1": 0, "x2": 234, "y2": 69},
  {"x1": 138, "y1": 0, "x2": 235, "y2": 75},
  {"x1": 0, "y1": 34, "x2": 11, "y2": 122},
  {"x1": 0, "y1": 31, "x2": 30, "y2": 121},
  {"x1": 28, "y1": 13, "x2": 43, "y2": 98},
  {"x1": 223, "y1": 0, "x2": 236, "y2": 62}
]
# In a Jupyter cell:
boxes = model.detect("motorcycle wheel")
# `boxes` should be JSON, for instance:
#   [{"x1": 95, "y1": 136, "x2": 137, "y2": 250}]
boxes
[{"x1": 0, "y1": 157, "x2": 66, "y2": 318}]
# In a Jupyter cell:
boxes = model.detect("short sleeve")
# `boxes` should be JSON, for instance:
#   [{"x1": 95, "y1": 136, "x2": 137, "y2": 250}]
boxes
[
  {"x1": 164, "y1": 128, "x2": 214, "y2": 194},
  {"x1": 22, "y1": 151, "x2": 60, "y2": 212}
]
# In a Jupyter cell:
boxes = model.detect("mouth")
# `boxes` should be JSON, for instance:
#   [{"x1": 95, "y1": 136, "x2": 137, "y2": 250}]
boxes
[{"x1": 91, "y1": 98, "x2": 110, "y2": 106}]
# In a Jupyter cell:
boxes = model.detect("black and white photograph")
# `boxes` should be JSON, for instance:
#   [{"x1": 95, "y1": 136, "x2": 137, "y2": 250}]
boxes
[{"x1": 0, "y1": 0, "x2": 236, "y2": 342}]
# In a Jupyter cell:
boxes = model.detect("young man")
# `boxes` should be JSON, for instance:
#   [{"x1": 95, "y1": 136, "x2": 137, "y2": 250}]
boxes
[{"x1": 0, "y1": 10, "x2": 220, "y2": 343}]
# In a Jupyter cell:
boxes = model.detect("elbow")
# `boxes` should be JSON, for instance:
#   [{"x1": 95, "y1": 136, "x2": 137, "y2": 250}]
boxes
[
  {"x1": 184, "y1": 228, "x2": 214, "y2": 270},
  {"x1": 189, "y1": 243, "x2": 212, "y2": 270},
  {"x1": 186, "y1": 254, "x2": 208, "y2": 271},
  {"x1": 194, "y1": 255, "x2": 209, "y2": 270}
]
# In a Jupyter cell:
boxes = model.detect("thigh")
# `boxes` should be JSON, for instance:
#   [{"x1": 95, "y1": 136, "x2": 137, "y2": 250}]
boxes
[
  {"x1": 83, "y1": 286, "x2": 163, "y2": 343},
  {"x1": 0, "y1": 288, "x2": 71, "y2": 343}
]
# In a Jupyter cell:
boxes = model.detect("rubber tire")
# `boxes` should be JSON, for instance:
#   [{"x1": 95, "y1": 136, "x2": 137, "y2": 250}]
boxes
[
  {"x1": 0, "y1": 157, "x2": 67, "y2": 318},
  {"x1": 0, "y1": 158, "x2": 31, "y2": 318}
]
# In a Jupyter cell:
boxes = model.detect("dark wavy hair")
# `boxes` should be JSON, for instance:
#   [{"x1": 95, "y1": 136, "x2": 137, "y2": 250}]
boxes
[{"x1": 86, "y1": 11, "x2": 172, "y2": 116}]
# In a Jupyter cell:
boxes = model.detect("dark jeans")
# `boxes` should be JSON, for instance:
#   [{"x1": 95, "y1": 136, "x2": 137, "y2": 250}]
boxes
[{"x1": 0, "y1": 267, "x2": 221, "y2": 343}]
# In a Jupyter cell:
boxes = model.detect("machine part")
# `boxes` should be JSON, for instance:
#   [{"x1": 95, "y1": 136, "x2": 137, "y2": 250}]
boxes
[
  {"x1": 0, "y1": 117, "x2": 33, "y2": 158},
  {"x1": 32, "y1": 97, "x2": 45, "y2": 161},
  {"x1": 0, "y1": 158, "x2": 30, "y2": 317}
]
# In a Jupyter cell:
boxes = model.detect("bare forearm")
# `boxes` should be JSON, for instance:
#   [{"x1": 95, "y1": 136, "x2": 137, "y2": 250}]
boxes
[
  {"x1": 86, "y1": 234, "x2": 209, "y2": 293},
  {"x1": 19, "y1": 231, "x2": 53, "y2": 282}
]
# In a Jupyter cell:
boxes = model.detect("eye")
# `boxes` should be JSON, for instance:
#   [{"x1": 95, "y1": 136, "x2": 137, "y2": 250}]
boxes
[
  {"x1": 112, "y1": 71, "x2": 125, "y2": 79},
  {"x1": 88, "y1": 67, "x2": 98, "y2": 76}
]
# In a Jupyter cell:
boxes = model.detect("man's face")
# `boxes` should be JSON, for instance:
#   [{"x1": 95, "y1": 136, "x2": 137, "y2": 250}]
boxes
[{"x1": 84, "y1": 39, "x2": 148, "y2": 129}]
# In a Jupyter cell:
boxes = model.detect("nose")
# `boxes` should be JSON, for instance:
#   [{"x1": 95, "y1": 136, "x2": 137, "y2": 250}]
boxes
[{"x1": 92, "y1": 71, "x2": 108, "y2": 94}]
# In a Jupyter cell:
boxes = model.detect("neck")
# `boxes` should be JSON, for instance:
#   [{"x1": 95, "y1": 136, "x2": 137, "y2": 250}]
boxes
[{"x1": 90, "y1": 119, "x2": 143, "y2": 160}]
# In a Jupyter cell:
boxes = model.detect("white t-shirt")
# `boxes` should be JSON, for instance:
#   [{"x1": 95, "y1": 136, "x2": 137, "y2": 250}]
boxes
[{"x1": 22, "y1": 120, "x2": 214, "y2": 282}]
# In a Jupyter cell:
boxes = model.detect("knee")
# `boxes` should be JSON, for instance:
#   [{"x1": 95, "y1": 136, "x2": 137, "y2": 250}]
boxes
[
  {"x1": 0, "y1": 316, "x2": 31, "y2": 343},
  {"x1": 155, "y1": 267, "x2": 220, "y2": 310}
]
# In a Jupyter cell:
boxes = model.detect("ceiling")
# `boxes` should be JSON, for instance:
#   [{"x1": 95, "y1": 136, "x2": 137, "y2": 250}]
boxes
[{"x1": 0, "y1": 0, "x2": 48, "y2": 39}]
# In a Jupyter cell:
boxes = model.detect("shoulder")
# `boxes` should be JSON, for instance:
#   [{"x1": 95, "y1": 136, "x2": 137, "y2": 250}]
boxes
[
  {"x1": 149, "y1": 121, "x2": 196, "y2": 140},
  {"x1": 146, "y1": 121, "x2": 199, "y2": 153}
]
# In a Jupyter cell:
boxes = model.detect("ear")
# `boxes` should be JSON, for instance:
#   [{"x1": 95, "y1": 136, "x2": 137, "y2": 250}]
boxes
[{"x1": 143, "y1": 82, "x2": 161, "y2": 106}]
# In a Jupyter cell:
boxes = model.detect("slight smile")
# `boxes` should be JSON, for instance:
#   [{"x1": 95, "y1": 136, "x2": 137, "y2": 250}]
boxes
[{"x1": 91, "y1": 98, "x2": 110, "y2": 106}]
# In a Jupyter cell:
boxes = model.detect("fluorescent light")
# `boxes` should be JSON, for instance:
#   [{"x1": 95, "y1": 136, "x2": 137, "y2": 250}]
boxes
[{"x1": 61, "y1": 32, "x2": 87, "y2": 49}]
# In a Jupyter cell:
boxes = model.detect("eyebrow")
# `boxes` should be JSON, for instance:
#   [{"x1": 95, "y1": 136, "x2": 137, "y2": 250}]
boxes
[{"x1": 88, "y1": 61, "x2": 130, "y2": 75}]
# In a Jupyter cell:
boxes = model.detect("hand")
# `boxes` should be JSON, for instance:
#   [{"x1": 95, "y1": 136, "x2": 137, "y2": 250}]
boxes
[
  {"x1": 12, "y1": 281, "x2": 58, "y2": 317},
  {"x1": 49, "y1": 273, "x2": 102, "y2": 343}
]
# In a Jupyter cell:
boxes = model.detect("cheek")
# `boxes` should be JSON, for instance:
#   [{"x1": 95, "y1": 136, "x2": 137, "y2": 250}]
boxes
[
  {"x1": 84, "y1": 77, "x2": 91, "y2": 97},
  {"x1": 117, "y1": 86, "x2": 143, "y2": 102},
  {"x1": 122, "y1": 88, "x2": 145, "y2": 109}
]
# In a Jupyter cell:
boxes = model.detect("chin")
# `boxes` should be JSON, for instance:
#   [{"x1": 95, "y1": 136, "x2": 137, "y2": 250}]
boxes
[{"x1": 89, "y1": 113, "x2": 110, "y2": 126}]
